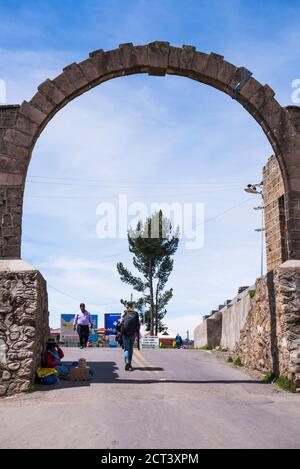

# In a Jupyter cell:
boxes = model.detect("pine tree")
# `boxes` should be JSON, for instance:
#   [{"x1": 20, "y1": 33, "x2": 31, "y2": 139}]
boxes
[{"x1": 117, "y1": 211, "x2": 179, "y2": 335}]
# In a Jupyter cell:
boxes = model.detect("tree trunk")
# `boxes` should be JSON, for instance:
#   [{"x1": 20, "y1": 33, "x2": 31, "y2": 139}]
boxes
[
  {"x1": 155, "y1": 286, "x2": 159, "y2": 336},
  {"x1": 149, "y1": 259, "x2": 155, "y2": 335}
]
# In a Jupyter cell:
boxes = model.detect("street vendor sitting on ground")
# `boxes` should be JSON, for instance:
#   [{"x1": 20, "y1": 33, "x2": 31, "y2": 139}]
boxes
[{"x1": 45, "y1": 338, "x2": 69, "y2": 378}]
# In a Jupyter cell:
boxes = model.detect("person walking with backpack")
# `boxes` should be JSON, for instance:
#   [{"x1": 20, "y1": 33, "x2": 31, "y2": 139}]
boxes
[{"x1": 120, "y1": 301, "x2": 140, "y2": 371}]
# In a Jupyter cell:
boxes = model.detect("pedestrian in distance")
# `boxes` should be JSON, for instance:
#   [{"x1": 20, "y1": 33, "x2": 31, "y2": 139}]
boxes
[
  {"x1": 73, "y1": 303, "x2": 93, "y2": 349},
  {"x1": 175, "y1": 333, "x2": 183, "y2": 349},
  {"x1": 120, "y1": 301, "x2": 140, "y2": 371}
]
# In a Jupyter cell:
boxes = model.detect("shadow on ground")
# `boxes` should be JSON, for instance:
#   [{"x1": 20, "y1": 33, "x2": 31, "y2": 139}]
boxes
[{"x1": 36, "y1": 360, "x2": 265, "y2": 392}]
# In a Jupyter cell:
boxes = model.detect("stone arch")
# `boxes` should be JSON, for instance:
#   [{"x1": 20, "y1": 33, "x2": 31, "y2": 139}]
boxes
[{"x1": 0, "y1": 41, "x2": 300, "y2": 260}]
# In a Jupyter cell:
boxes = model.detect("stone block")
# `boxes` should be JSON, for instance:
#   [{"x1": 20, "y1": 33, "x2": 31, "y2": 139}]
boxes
[
  {"x1": 19, "y1": 101, "x2": 47, "y2": 126},
  {"x1": 77, "y1": 58, "x2": 100, "y2": 82},
  {"x1": 168, "y1": 45, "x2": 195, "y2": 71},
  {"x1": 148, "y1": 41, "x2": 170, "y2": 76},
  {"x1": 62, "y1": 63, "x2": 88, "y2": 90},
  {"x1": 30, "y1": 91, "x2": 55, "y2": 115},
  {"x1": 15, "y1": 115, "x2": 38, "y2": 135},
  {"x1": 37, "y1": 79, "x2": 66, "y2": 105},
  {"x1": 53, "y1": 72, "x2": 76, "y2": 96},
  {"x1": 3, "y1": 129, "x2": 33, "y2": 147}
]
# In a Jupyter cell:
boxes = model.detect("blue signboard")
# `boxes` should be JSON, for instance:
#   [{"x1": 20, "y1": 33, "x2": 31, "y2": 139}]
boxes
[{"x1": 104, "y1": 313, "x2": 121, "y2": 336}]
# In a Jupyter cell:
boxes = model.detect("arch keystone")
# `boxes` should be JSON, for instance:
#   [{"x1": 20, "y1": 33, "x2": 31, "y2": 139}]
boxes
[{"x1": 148, "y1": 41, "x2": 170, "y2": 76}]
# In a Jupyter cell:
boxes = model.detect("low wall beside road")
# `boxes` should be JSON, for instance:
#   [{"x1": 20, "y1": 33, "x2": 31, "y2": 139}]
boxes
[
  {"x1": 194, "y1": 311, "x2": 222, "y2": 349},
  {"x1": 194, "y1": 261, "x2": 300, "y2": 390}
]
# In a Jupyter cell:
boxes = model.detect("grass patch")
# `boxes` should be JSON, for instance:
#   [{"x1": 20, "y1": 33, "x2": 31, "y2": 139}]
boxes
[
  {"x1": 262, "y1": 373, "x2": 296, "y2": 393},
  {"x1": 274, "y1": 376, "x2": 296, "y2": 393},
  {"x1": 227, "y1": 356, "x2": 233, "y2": 363},
  {"x1": 262, "y1": 371, "x2": 276, "y2": 383},
  {"x1": 215, "y1": 346, "x2": 228, "y2": 352},
  {"x1": 197, "y1": 345, "x2": 212, "y2": 350},
  {"x1": 234, "y1": 357, "x2": 243, "y2": 367},
  {"x1": 26, "y1": 384, "x2": 37, "y2": 394}
]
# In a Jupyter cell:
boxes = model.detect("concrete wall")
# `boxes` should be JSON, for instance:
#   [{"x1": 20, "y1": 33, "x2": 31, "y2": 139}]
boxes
[
  {"x1": 194, "y1": 311, "x2": 222, "y2": 349},
  {"x1": 221, "y1": 292, "x2": 252, "y2": 350}
]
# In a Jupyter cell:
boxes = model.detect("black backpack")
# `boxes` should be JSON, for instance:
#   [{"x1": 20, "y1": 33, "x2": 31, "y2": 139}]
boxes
[{"x1": 121, "y1": 311, "x2": 139, "y2": 337}]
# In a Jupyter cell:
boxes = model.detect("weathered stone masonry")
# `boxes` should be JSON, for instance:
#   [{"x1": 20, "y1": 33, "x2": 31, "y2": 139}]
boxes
[
  {"x1": 264, "y1": 155, "x2": 287, "y2": 272},
  {"x1": 195, "y1": 261, "x2": 300, "y2": 390},
  {"x1": 0, "y1": 261, "x2": 49, "y2": 396},
  {"x1": 0, "y1": 42, "x2": 300, "y2": 395},
  {"x1": 0, "y1": 105, "x2": 23, "y2": 260},
  {"x1": 235, "y1": 262, "x2": 300, "y2": 389},
  {"x1": 0, "y1": 43, "x2": 300, "y2": 261}
]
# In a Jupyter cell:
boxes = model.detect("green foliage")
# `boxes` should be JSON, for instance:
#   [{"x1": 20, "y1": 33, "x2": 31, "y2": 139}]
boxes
[
  {"x1": 248, "y1": 290, "x2": 256, "y2": 298},
  {"x1": 215, "y1": 346, "x2": 228, "y2": 352},
  {"x1": 262, "y1": 371, "x2": 276, "y2": 383},
  {"x1": 227, "y1": 356, "x2": 234, "y2": 363},
  {"x1": 274, "y1": 376, "x2": 296, "y2": 393},
  {"x1": 262, "y1": 372, "x2": 296, "y2": 392},
  {"x1": 26, "y1": 384, "x2": 36, "y2": 393},
  {"x1": 117, "y1": 211, "x2": 179, "y2": 334},
  {"x1": 234, "y1": 357, "x2": 243, "y2": 367},
  {"x1": 197, "y1": 345, "x2": 211, "y2": 350}
]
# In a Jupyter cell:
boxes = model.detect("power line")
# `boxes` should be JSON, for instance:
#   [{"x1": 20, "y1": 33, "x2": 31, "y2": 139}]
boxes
[
  {"x1": 48, "y1": 283, "x2": 120, "y2": 308},
  {"x1": 45, "y1": 197, "x2": 254, "y2": 303},
  {"x1": 90, "y1": 197, "x2": 254, "y2": 259},
  {"x1": 27, "y1": 174, "x2": 250, "y2": 186},
  {"x1": 26, "y1": 188, "x2": 242, "y2": 199}
]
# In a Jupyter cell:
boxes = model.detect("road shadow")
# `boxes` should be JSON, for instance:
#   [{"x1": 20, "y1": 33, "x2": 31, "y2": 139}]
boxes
[
  {"x1": 36, "y1": 360, "x2": 265, "y2": 392},
  {"x1": 133, "y1": 367, "x2": 164, "y2": 371}
]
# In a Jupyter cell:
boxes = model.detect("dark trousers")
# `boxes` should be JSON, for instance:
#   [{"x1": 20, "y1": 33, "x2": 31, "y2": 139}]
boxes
[{"x1": 77, "y1": 325, "x2": 89, "y2": 347}]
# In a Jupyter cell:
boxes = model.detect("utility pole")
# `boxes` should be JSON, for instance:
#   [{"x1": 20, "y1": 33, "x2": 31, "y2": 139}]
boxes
[{"x1": 245, "y1": 183, "x2": 265, "y2": 277}]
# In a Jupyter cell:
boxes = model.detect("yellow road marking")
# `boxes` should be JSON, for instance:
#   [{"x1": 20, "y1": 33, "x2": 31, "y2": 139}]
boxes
[
  {"x1": 134, "y1": 350, "x2": 161, "y2": 375},
  {"x1": 133, "y1": 353, "x2": 153, "y2": 375}
]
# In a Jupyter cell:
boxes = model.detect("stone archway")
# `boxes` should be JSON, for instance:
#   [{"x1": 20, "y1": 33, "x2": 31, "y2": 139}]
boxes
[
  {"x1": 0, "y1": 41, "x2": 300, "y2": 260},
  {"x1": 0, "y1": 42, "x2": 300, "y2": 395}
]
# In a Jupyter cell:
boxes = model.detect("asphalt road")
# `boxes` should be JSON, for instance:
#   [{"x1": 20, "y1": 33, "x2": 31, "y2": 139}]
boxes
[{"x1": 0, "y1": 347, "x2": 299, "y2": 449}]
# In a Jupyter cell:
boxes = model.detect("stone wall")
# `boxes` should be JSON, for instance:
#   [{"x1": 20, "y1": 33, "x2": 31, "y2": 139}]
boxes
[
  {"x1": 235, "y1": 276, "x2": 273, "y2": 372},
  {"x1": 0, "y1": 260, "x2": 49, "y2": 397},
  {"x1": 273, "y1": 261, "x2": 300, "y2": 388},
  {"x1": 195, "y1": 262, "x2": 300, "y2": 390},
  {"x1": 1, "y1": 44, "x2": 300, "y2": 262},
  {"x1": 263, "y1": 155, "x2": 288, "y2": 272},
  {"x1": 0, "y1": 105, "x2": 23, "y2": 259}
]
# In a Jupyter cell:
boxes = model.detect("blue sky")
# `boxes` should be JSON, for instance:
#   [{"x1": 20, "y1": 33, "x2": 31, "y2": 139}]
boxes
[{"x1": 1, "y1": 0, "x2": 300, "y2": 336}]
